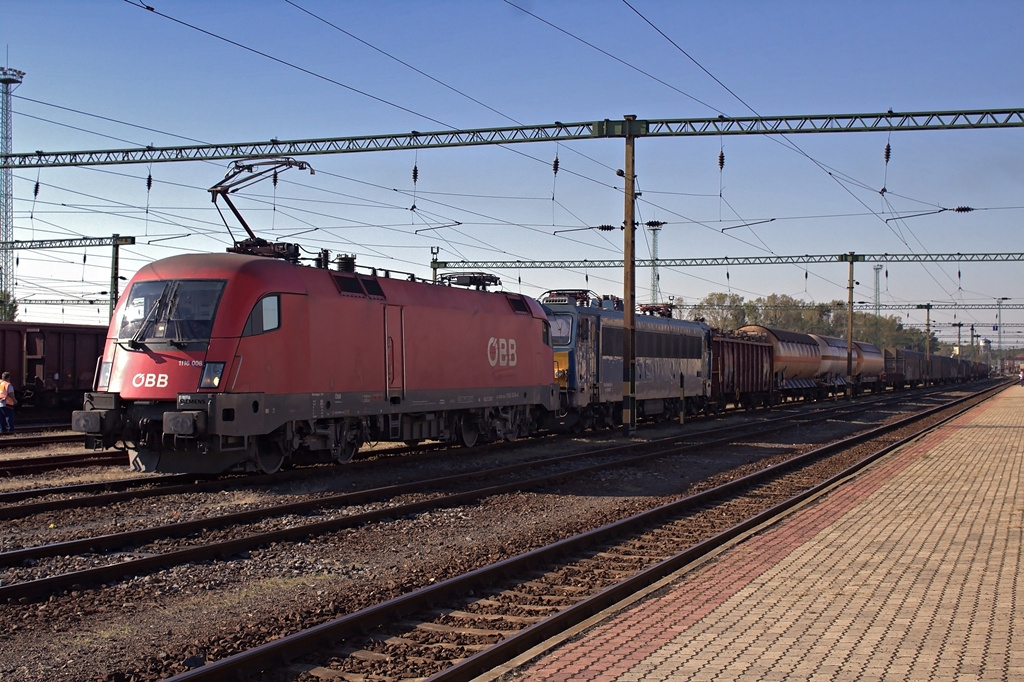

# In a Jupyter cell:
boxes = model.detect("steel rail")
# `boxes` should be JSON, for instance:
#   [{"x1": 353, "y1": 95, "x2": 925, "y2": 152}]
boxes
[
  {"x1": 0, "y1": 443, "x2": 123, "y2": 475},
  {"x1": 0, "y1": 473, "x2": 193, "y2": 506}
]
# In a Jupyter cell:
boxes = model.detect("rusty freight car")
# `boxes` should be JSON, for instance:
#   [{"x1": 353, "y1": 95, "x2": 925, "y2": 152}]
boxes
[{"x1": 0, "y1": 321, "x2": 107, "y2": 408}]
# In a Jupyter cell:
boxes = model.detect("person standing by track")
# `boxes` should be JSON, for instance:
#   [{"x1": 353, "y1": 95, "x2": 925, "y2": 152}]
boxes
[{"x1": 0, "y1": 371, "x2": 16, "y2": 433}]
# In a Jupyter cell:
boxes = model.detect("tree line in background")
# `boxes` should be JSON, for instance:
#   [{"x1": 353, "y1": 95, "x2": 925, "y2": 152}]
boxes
[{"x1": 685, "y1": 292, "x2": 953, "y2": 355}]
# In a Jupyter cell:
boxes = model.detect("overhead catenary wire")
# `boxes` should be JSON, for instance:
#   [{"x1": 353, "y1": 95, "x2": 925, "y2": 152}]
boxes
[{"x1": 3, "y1": 2, "x2": 1016, "y2": 331}]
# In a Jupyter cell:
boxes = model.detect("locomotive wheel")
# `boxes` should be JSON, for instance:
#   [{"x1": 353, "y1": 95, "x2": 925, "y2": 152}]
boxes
[
  {"x1": 250, "y1": 438, "x2": 285, "y2": 474},
  {"x1": 333, "y1": 439, "x2": 358, "y2": 464},
  {"x1": 458, "y1": 416, "x2": 479, "y2": 448}
]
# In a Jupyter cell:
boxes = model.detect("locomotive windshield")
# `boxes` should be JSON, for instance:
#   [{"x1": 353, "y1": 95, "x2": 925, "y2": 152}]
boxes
[{"x1": 117, "y1": 279, "x2": 226, "y2": 347}]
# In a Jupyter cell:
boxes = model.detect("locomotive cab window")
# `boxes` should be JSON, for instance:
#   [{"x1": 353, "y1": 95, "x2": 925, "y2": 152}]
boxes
[{"x1": 242, "y1": 295, "x2": 280, "y2": 337}]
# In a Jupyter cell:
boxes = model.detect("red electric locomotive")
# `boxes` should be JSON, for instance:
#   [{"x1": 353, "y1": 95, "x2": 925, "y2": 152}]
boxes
[{"x1": 72, "y1": 251, "x2": 559, "y2": 473}]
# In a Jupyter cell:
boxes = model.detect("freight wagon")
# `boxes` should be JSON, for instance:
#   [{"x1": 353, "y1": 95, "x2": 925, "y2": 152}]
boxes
[
  {"x1": 709, "y1": 331, "x2": 774, "y2": 411},
  {"x1": 0, "y1": 321, "x2": 106, "y2": 408}
]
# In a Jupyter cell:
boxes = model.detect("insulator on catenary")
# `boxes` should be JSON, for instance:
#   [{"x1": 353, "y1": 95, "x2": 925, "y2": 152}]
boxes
[
  {"x1": 884, "y1": 143, "x2": 891, "y2": 164},
  {"x1": 147, "y1": 174, "x2": 153, "y2": 191},
  {"x1": 552, "y1": 156, "x2": 559, "y2": 175},
  {"x1": 412, "y1": 164, "x2": 419, "y2": 184},
  {"x1": 272, "y1": 170, "x2": 279, "y2": 188},
  {"x1": 718, "y1": 150, "x2": 725, "y2": 171},
  {"x1": 33, "y1": 180, "x2": 39, "y2": 197},
  {"x1": 953, "y1": 206, "x2": 974, "y2": 213}
]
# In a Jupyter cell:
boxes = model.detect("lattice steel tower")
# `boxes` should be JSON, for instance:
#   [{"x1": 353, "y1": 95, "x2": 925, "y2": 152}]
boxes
[
  {"x1": 0, "y1": 67, "x2": 24, "y2": 314},
  {"x1": 648, "y1": 220, "x2": 663, "y2": 304}
]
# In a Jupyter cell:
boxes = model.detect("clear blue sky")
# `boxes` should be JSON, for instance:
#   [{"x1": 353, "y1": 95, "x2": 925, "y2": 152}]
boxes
[{"x1": 4, "y1": 0, "x2": 1024, "y2": 348}]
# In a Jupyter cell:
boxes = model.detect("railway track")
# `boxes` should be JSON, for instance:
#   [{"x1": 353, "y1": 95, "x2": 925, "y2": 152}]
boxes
[
  {"x1": 0, "y1": 445, "x2": 126, "y2": 476},
  {"x1": 0, "y1": 382, "x2": 1005, "y2": 680},
  {"x1": 0, "y1": 379, "x2": 954, "y2": 485},
  {"x1": 0, "y1": 385, "x2": 992, "y2": 603},
  {"x1": 0, "y1": 380, "x2": 949, "y2": 513},
  {"x1": 158, "y1": 382, "x2": 1003, "y2": 681}
]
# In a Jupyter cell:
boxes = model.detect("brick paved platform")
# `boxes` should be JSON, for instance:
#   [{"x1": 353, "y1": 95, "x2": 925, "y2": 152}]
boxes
[{"x1": 492, "y1": 386, "x2": 1024, "y2": 681}]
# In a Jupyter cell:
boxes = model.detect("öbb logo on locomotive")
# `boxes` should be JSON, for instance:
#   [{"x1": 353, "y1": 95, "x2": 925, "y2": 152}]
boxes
[
  {"x1": 487, "y1": 337, "x2": 518, "y2": 367},
  {"x1": 132, "y1": 373, "x2": 169, "y2": 388}
]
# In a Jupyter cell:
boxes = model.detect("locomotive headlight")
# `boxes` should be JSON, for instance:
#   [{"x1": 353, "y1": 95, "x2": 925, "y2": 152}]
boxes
[
  {"x1": 96, "y1": 362, "x2": 112, "y2": 391},
  {"x1": 199, "y1": 362, "x2": 225, "y2": 389}
]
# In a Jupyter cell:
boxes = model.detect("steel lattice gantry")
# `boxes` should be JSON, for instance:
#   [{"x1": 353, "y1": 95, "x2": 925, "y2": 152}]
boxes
[
  {"x1": 430, "y1": 252, "x2": 1024, "y2": 273},
  {"x1": 2, "y1": 108, "x2": 1024, "y2": 169},
  {"x1": 2, "y1": 235, "x2": 135, "y2": 320},
  {"x1": 704, "y1": 303, "x2": 1024, "y2": 312}
]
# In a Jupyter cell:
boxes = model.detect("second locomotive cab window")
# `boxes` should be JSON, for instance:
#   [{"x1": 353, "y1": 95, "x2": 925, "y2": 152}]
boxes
[
  {"x1": 550, "y1": 314, "x2": 573, "y2": 346},
  {"x1": 242, "y1": 295, "x2": 280, "y2": 337}
]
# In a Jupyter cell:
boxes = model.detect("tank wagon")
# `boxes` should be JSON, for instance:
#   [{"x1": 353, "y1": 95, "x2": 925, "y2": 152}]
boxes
[
  {"x1": 852, "y1": 341, "x2": 886, "y2": 393},
  {"x1": 72, "y1": 252, "x2": 558, "y2": 473},
  {"x1": 541, "y1": 290, "x2": 712, "y2": 429},
  {"x1": 737, "y1": 326, "x2": 827, "y2": 400},
  {"x1": 0, "y1": 321, "x2": 106, "y2": 408},
  {"x1": 739, "y1": 326, "x2": 888, "y2": 399}
]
